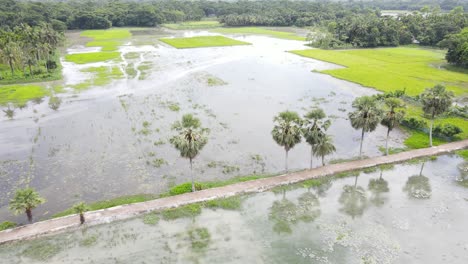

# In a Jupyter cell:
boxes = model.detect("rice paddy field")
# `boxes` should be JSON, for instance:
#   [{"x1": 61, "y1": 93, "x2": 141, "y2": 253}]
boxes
[
  {"x1": 212, "y1": 27, "x2": 307, "y2": 41},
  {"x1": 159, "y1": 36, "x2": 251, "y2": 49}
]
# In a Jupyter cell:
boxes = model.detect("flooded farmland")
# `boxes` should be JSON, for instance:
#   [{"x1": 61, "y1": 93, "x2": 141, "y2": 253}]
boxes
[
  {"x1": 0, "y1": 29, "x2": 407, "y2": 222},
  {"x1": 0, "y1": 155, "x2": 466, "y2": 263}
]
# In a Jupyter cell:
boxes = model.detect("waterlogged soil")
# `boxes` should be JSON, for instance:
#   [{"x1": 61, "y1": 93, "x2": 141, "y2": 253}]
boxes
[
  {"x1": 0, "y1": 156, "x2": 466, "y2": 263},
  {"x1": 0, "y1": 29, "x2": 406, "y2": 222}
]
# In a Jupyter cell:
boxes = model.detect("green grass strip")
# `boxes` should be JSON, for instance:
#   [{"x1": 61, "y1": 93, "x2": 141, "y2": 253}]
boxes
[
  {"x1": 159, "y1": 36, "x2": 250, "y2": 49},
  {"x1": 213, "y1": 27, "x2": 306, "y2": 41}
]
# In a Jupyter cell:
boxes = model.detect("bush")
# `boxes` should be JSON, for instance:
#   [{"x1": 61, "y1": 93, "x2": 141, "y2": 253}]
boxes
[
  {"x1": 433, "y1": 124, "x2": 463, "y2": 138},
  {"x1": 401, "y1": 117, "x2": 427, "y2": 130},
  {"x1": 0, "y1": 221, "x2": 17, "y2": 231},
  {"x1": 46, "y1": 60, "x2": 58, "y2": 70}
]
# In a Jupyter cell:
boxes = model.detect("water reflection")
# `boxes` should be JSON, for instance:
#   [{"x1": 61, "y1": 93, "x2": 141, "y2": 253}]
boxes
[
  {"x1": 368, "y1": 169, "x2": 390, "y2": 207},
  {"x1": 269, "y1": 188, "x2": 298, "y2": 234},
  {"x1": 339, "y1": 175, "x2": 368, "y2": 219},
  {"x1": 457, "y1": 161, "x2": 468, "y2": 187},
  {"x1": 403, "y1": 162, "x2": 432, "y2": 199},
  {"x1": 296, "y1": 191, "x2": 321, "y2": 223}
]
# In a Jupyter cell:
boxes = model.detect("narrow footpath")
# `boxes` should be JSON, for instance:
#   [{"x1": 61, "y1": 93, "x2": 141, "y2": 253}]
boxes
[{"x1": 1, "y1": 140, "x2": 467, "y2": 245}]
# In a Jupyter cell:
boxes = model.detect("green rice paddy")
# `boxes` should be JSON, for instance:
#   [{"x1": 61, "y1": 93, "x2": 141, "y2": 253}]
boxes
[
  {"x1": 213, "y1": 27, "x2": 306, "y2": 41},
  {"x1": 65, "y1": 52, "x2": 120, "y2": 64},
  {"x1": 163, "y1": 20, "x2": 222, "y2": 30},
  {"x1": 0, "y1": 84, "x2": 49, "y2": 106},
  {"x1": 159, "y1": 36, "x2": 250, "y2": 49},
  {"x1": 290, "y1": 47, "x2": 468, "y2": 96},
  {"x1": 70, "y1": 66, "x2": 124, "y2": 90},
  {"x1": 82, "y1": 29, "x2": 131, "y2": 52}
]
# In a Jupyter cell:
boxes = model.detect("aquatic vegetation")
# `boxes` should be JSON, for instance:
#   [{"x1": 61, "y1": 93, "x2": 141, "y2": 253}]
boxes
[
  {"x1": 65, "y1": 52, "x2": 120, "y2": 64},
  {"x1": 142, "y1": 213, "x2": 160, "y2": 225},
  {"x1": 222, "y1": 165, "x2": 240, "y2": 174},
  {"x1": 48, "y1": 95, "x2": 62, "y2": 111},
  {"x1": 212, "y1": 27, "x2": 306, "y2": 41},
  {"x1": 161, "y1": 204, "x2": 202, "y2": 220},
  {"x1": 79, "y1": 235, "x2": 98, "y2": 247},
  {"x1": 207, "y1": 76, "x2": 227, "y2": 86},
  {"x1": 21, "y1": 241, "x2": 62, "y2": 261},
  {"x1": 151, "y1": 158, "x2": 167, "y2": 168},
  {"x1": 160, "y1": 36, "x2": 250, "y2": 49},
  {"x1": 204, "y1": 196, "x2": 242, "y2": 210},
  {"x1": 188, "y1": 227, "x2": 211, "y2": 250}
]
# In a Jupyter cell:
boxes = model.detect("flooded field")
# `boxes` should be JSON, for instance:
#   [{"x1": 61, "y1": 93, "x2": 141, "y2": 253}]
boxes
[
  {"x1": 0, "y1": 155, "x2": 466, "y2": 263},
  {"x1": 0, "y1": 29, "x2": 407, "y2": 222}
]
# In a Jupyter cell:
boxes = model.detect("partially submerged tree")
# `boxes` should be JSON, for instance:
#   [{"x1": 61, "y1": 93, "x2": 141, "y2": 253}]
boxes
[
  {"x1": 302, "y1": 108, "x2": 331, "y2": 169},
  {"x1": 170, "y1": 114, "x2": 208, "y2": 192},
  {"x1": 272, "y1": 111, "x2": 302, "y2": 172},
  {"x1": 9, "y1": 187, "x2": 45, "y2": 223},
  {"x1": 381, "y1": 98, "x2": 405, "y2": 155},
  {"x1": 348, "y1": 96, "x2": 383, "y2": 158},
  {"x1": 420, "y1": 84, "x2": 454, "y2": 147},
  {"x1": 73, "y1": 202, "x2": 89, "y2": 225},
  {"x1": 313, "y1": 135, "x2": 336, "y2": 166}
]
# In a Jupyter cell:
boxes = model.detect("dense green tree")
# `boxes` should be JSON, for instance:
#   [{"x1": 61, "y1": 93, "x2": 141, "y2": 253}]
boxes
[
  {"x1": 9, "y1": 187, "x2": 45, "y2": 223},
  {"x1": 73, "y1": 202, "x2": 89, "y2": 225},
  {"x1": 170, "y1": 114, "x2": 208, "y2": 192},
  {"x1": 440, "y1": 27, "x2": 468, "y2": 68},
  {"x1": 381, "y1": 98, "x2": 405, "y2": 155},
  {"x1": 348, "y1": 96, "x2": 383, "y2": 158},
  {"x1": 272, "y1": 111, "x2": 302, "y2": 172},
  {"x1": 302, "y1": 108, "x2": 330, "y2": 169},
  {"x1": 420, "y1": 85, "x2": 454, "y2": 146}
]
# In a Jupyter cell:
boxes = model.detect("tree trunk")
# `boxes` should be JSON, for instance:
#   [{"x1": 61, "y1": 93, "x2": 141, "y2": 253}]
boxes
[
  {"x1": 359, "y1": 127, "x2": 365, "y2": 159},
  {"x1": 310, "y1": 146, "x2": 313, "y2": 169},
  {"x1": 8, "y1": 60, "x2": 14, "y2": 75},
  {"x1": 29, "y1": 64, "x2": 33, "y2": 77},
  {"x1": 190, "y1": 158, "x2": 195, "y2": 192},
  {"x1": 385, "y1": 128, "x2": 391, "y2": 156},
  {"x1": 80, "y1": 213, "x2": 85, "y2": 225},
  {"x1": 26, "y1": 208, "x2": 32, "y2": 223},
  {"x1": 429, "y1": 118, "x2": 434, "y2": 147},
  {"x1": 285, "y1": 150, "x2": 289, "y2": 172}
]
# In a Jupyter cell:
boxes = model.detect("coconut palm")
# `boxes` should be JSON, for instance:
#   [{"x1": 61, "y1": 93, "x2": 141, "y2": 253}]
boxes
[
  {"x1": 381, "y1": 98, "x2": 405, "y2": 155},
  {"x1": 9, "y1": 187, "x2": 45, "y2": 223},
  {"x1": 73, "y1": 202, "x2": 89, "y2": 225},
  {"x1": 0, "y1": 41, "x2": 22, "y2": 75},
  {"x1": 312, "y1": 135, "x2": 336, "y2": 166},
  {"x1": 302, "y1": 108, "x2": 331, "y2": 169},
  {"x1": 170, "y1": 114, "x2": 208, "y2": 192},
  {"x1": 348, "y1": 96, "x2": 383, "y2": 158},
  {"x1": 272, "y1": 111, "x2": 302, "y2": 172},
  {"x1": 420, "y1": 85, "x2": 454, "y2": 147}
]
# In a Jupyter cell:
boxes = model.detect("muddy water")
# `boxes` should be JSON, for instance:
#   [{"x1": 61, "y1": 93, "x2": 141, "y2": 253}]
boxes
[
  {"x1": 0, "y1": 30, "x2": 406, "y2": 222},
  {"x1": 0, "y1": 156, "x2": 466, "y2": 263}
]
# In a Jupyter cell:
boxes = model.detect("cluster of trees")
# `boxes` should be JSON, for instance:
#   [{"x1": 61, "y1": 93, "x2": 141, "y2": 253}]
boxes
[
  {"x1": 439, "y1": 27, "x2": 468, "y2": 67},
  {"x1": 0, "y1": 23, "x2": 62, "y2": 79}
]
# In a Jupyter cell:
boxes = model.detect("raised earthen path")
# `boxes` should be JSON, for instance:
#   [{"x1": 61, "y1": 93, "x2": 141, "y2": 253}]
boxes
[{"x1": 1, "y1": 140, "x2": 467, "y2": 245}]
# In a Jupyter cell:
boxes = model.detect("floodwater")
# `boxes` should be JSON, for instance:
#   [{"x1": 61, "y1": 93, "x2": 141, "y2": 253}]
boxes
[
  {"x1": 0, "y1": 29, "x2": 406, "y2": 222},
  {"x1": 0, "y1": 155, "x2": 466, "y2": 263}
]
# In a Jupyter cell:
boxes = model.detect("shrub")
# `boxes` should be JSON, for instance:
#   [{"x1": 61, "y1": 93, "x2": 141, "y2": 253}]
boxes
[
  {"x1": 433, "y1": 124, "x2": 463, "y2": 138},
  {"x1": 169, "y1": 182, "x2": 203, "y2": 196},
  {"x1": 401, "y1": 117, "x2": 427, "y2": 130}
]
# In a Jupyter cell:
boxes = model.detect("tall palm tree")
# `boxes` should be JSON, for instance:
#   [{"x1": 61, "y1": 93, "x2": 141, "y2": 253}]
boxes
[
  {"x1": 302, "y1": 108, "x2": 331, "y2": 169},
  {"x1": 313, "y1": 135, "x2": 336, "y2": 166},
  {"x1": 73, "y1": 202, "x2": 89, "y2": 225},
  {"x1": 272, "y1": 111, "x2": 302, "y2": 172},
  {"x1": 420, "y1": 85, "x2": 454, "y2": 147},
  {"x1": 0, "y1": 41, "x2": 22, "y2": 75},
  {"x1": 9, "y1": 187, "x2": 45, "y2": 223},
  {"x1": 348, "y1": 96, "x2": 383, "y2": 158},
  {"x1": 170, "y1": 114, "x2": 208, "y2": 192},
  {"x1": 381, "y1": 98, "x2": 405, "y2": 155}
]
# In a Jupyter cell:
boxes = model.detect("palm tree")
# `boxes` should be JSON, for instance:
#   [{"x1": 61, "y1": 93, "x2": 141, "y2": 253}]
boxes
[
  {"x1": 73, "y1": 202, "x2": 89, "y2": 225},
  {"x1": 348, "y1": 96, "x2": 383, "y2": 158},
  {"x1": 0, "y1": 41, "x2": 22, "y2": 76},
  {"x1": 9, "y1": 187, "x2": 45, "y2": 223},
  {"x1": 420, "y1": 85, "x2": 454, "y2": 147},
  {"x1": 302, "y1": 108, "x2": 331, "y2": 169},
  {"x1": 381, "y1": 98, "x2": 405, "y2": 155},
  {"x1": 313, "y1": 135, "x2": 336, "y2": 166},
  {"x1": 170, "y1": 114, "x2": 209, "y2": 192},
  {"x1": 272, "y1": 111, "x2": 302, "y2": 172}
]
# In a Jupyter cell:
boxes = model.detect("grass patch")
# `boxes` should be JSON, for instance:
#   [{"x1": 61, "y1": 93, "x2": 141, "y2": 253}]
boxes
[
  {"x1": 82, "y1": 29, "x2": 131, "y2": 52},
  {"x1": 456, "y1": 149, "x2": 468, "y2": 161},
  {"x1": 163, "y1": 20, "x2": 221, "y2": 30},
  {"x1": 65, "y1": 52, "x2": 120, "y2": 64},
  {"x1": 79, "y1": 235, "x2": 98, "y2": 247},
  {"x1": 0, "y1": 221, "x2": 16, "y2": 231},
  {"x1": 188, "y1": 227, "x2": 211, "y2": 250},
  {"x1": 71, "y1": 66, "x2": 123, "y2": 90},
  {"x1": 142, "y1": 213, "x2": 160, "y2": 225},
  {"x1": 160, "y1": 36, "x2": 250, "y2": 49},
  {"x1": 213, "y1": 27, "x2": 306, "y2": 41},
  {"x1": 0, "y1": 84, "x2": 49, "y2": 106},
  {"x1": 404, "y1": 129, "x2": 447, "y2": 149},
  {"x1": 204, "y1": 196, "x2": 242, "y2": 210},
  {"x1": 21, "y1": 241, "x2": 62, "y2": 261},
  {"x1": 52, "y1": 194, "x2": 158, "y2": 218},
  {"x1": 289, "y1": 47, "x2": 467, "y2": 96},
  {"x1": 207, "y1": 76, "x2": 227, "y2": 86}
]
